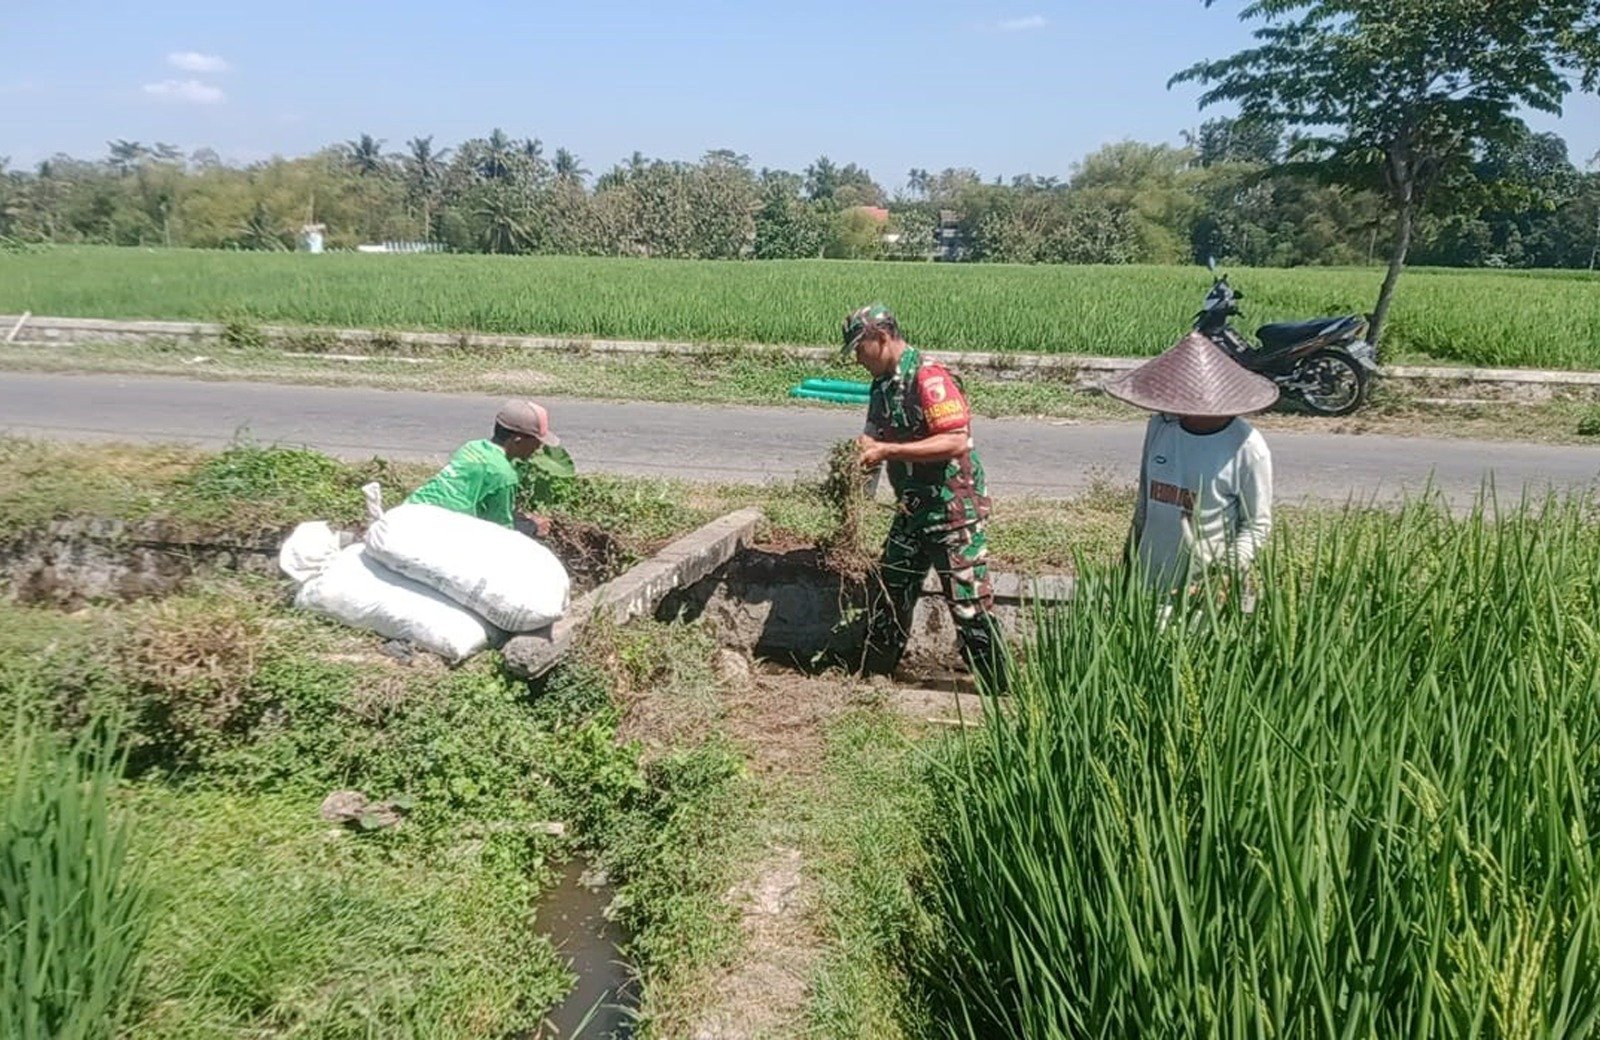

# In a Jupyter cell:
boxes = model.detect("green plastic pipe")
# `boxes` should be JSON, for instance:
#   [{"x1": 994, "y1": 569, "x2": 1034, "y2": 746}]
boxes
[
  {"x1": 800, "y1": 378, "x2": 874, "y2": 394},
  {"x1": 789, "y1": 387, "x2": 872, "y2": 405}
]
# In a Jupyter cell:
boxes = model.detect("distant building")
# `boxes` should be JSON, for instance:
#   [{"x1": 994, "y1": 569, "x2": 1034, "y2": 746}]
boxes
[
  {"x1": 934, "y1": 210, "x2": 967, "y2": 262},
  {"x1": 355, "y1": 241, "x2": 447, "y2": 254},
  {"x1": 844, "y1": 205, "x2": 903, "y2": 246}
]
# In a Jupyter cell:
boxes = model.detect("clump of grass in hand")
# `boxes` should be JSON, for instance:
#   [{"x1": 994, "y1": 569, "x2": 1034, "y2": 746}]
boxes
[
  {"x1": 1, "y1": 718, "x2": 149, "y2": 1040},
  {"x1": 820, "y1": 439, "x2": 875, "y2": 581}
]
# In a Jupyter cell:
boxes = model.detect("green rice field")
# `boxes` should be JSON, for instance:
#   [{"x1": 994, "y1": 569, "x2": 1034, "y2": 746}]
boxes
[{"x1": 2, "y1": 247, "x2": 1597, "y2": 369}]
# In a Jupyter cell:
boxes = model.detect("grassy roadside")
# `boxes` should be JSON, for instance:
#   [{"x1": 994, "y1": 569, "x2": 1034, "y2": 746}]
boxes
[
  {"x1": 0, "y1": 436, "x2": 1139, "y2": 571},
  {"x1": 5, "y1": 335, "x2": 1600, "y2": 445},
  {"x1": 6, "y1": 434, "x2": 1518, "y2": 583}
]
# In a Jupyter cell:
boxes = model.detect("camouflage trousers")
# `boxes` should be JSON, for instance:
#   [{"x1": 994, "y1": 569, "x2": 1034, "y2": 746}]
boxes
[{"x1": 861, "y1": 514, "x2": 1010, "y2": 694}]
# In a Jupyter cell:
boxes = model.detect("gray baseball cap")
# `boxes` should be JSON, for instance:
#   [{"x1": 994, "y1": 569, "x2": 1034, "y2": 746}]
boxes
[{"x1": 495, "y1": 400, "x2": 560, "y2": 446}]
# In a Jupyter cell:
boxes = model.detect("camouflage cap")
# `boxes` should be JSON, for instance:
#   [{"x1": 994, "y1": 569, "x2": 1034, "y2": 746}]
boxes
[{"x1": 842, "y1": 302, "x2": 898, "y2": 355}]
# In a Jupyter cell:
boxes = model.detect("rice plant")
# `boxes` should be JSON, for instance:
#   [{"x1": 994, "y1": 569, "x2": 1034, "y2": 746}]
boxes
[
  {"x1": 919, "y1": 496, "x2": 1600, "y2": 1038},
  {"x1": 1, "y1": 247, "x2": 1596, "y2": 369},
  {"x1": 1, "y1": 716, "x2": 149, "y2": 1040}
]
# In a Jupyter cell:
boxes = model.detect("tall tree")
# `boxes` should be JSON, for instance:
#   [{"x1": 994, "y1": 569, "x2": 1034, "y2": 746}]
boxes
[
  {"x1": 1184, "y1": 116, "x2": 1283, "y2": 167},
  {"x1": 553, "y1": 148, "x2": 589, "y2": 185},
  {"x1": 481, "y1": 128, "x2": 515, "y2": 181},
  {"x1": 403, "y1": 135, "x2": 451, "y2": 239},
  {"x1": 803, "y1": 155, "x2": 840, "y2": 202},
  {"x1": 1174, "y1": 0, "x2": 1600, "y2": 349},
  {"x1": 106, "y1": 140, "x2": 147, "y2": 178},
  {"x1": 343, "y1": 134, "x2": 388, "y2": 176}
]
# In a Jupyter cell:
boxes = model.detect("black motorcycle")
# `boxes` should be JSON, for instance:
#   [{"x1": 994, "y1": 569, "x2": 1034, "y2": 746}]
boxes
[{"x1": 1193, "y1": 259, "x2": 1377, "y2": 416}]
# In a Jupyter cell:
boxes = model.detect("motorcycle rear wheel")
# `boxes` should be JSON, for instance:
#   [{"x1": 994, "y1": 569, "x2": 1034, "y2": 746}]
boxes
[{"x1": 1294, "y1": 350, "x2": 1368, "y2": 416}]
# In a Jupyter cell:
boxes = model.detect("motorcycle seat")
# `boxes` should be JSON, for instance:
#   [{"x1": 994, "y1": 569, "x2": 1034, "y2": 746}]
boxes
[{"x1": 1255, "y1": 317, "x2": 1353, "y2": 349}]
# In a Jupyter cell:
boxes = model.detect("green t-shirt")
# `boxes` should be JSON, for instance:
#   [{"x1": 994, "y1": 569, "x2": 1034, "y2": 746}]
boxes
[{"x1": 406, "y1": 439, "x2": 519, "y2": 527}]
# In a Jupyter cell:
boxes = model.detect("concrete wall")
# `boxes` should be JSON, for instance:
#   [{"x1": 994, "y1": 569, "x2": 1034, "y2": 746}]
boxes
[{"x1": 658, "y1": 546, "x2": 1072, "y2": 675}]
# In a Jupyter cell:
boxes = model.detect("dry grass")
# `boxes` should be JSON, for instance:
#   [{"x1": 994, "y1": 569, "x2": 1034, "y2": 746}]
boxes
[{"x1": 819, "y1": 439, "x2": 876, "y2": 582}]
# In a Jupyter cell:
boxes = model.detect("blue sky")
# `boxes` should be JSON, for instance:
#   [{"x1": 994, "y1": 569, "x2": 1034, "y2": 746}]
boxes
[{"x1": 4, "y1": 0, "x2": 1597, "y2": 190}]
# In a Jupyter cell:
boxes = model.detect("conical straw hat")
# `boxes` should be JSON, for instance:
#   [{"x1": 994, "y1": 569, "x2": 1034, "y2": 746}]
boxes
[{"x1": 1103, "y1": 332, "x2": 1279, "y2": 417}]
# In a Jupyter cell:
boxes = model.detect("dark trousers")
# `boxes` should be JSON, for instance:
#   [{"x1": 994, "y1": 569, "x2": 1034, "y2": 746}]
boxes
[{"x1": 861, "y1": 515, "x2": 1010, "y2": 694}]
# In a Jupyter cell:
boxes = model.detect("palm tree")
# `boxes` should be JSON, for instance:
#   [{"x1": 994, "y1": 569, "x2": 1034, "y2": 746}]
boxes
[
  {"x1": 907, "y1": 167, "x2": 930, "y2": 199},
  {"x1": 553, "y1": 148, "x2": 588, "y2": 185},
  {"x1": 237, "y1": 200, "x2": 285, "y2": 250},
  {"x1": 480, "y1": 128, "x2": 515, "y2": 181},
  {"x1": 107, "y1": 140, "x2": 147, "y2": 178},
  {"x1": 594, "y1": 164, "x2": 628, "y2": 192},
  {"x1": 804, "y1": 156, "x2": 839, "y2": 201},
  {"x1": 344, "y1": 134, "x2": 387, "y2": 176},
  {"x1": 475, "y1": 186, "x2": 534, "y2": 253},
  {"x1": 403, "y1": 135, "x2": 451, "y2": 239}
]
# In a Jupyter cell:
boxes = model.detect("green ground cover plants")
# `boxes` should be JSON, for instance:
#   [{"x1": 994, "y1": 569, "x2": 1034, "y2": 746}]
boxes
[
  {"x1": 3, "y1": 247, "x2": 1598, "y2": 368},
  {"x1": 0, "y1": 580, "x2": 754, "y2": 1037}
]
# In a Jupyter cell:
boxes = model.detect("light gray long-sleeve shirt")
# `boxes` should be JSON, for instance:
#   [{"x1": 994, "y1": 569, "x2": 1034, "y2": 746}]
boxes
[{"x1": 1131, "y1": 414, "x2": 1273, "y2": 589}]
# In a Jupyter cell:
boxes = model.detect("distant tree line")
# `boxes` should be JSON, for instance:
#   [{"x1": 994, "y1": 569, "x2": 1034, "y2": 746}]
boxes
[{"x1": 1, "y1": 119, "x2": 1596, "y2": 269}]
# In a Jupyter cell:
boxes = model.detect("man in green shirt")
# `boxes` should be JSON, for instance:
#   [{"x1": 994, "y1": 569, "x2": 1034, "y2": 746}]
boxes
[{"x1": 406, "y1": 400, "x2": 561, "y2": 535}]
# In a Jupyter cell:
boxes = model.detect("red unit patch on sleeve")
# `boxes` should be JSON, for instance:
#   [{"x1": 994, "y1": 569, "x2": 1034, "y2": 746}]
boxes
[{"x1": 918, "y1": 366, "x2": 971, "y2": 434}]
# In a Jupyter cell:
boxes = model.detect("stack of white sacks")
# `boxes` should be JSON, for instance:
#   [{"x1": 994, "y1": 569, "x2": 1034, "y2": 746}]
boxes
[{"x1": 278, "y1": 501, "x2": 571, "y2": 662}]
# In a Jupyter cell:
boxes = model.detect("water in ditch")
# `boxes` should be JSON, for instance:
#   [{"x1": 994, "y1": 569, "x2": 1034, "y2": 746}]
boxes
[{"x1": 534, "y1": 857, "x2": 637, "y2": 1039}]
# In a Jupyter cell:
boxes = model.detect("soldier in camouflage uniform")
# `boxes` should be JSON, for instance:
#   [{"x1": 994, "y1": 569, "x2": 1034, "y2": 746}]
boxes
[{"x1": 844, "y1": 303, "x2": 1010, "y2": 694}]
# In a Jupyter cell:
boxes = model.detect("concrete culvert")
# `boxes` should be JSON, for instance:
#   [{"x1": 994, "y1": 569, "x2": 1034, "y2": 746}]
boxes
[{"x1": 658, "y1": 545, "x2": 1074, "y2": 690}]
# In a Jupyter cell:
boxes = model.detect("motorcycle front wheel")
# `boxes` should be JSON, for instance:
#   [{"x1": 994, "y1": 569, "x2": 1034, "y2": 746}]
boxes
[{"x1": 1293, "y1": 350, "x2": 1368, "y2": 416}]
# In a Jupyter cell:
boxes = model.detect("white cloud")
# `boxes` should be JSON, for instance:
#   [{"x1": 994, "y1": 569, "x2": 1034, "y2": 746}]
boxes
[
  {"x1": 142, "y1": 79, "x2": 227, "y2": 105},
  {"x1": 997, "y1": 14, "x2": 1047, "y2": 31},
  {"x1": 166, "y1": 51, "x2": 230, "y2": 73}
]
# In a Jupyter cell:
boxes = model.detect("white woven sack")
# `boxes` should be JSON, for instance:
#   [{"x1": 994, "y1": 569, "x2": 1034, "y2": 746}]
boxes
[
  {"x1": 363, "y1": 503, "x2": 571, "y2": 632},
  {"x1": 278, "y1": 521, "x2": 344, "y2": 584},
  {"x1": 294, "y1": 544, "x2": 494, "y2": 662}
]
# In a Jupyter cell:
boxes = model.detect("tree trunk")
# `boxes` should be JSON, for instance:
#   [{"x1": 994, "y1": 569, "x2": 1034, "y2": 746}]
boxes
[
  {"x1": 1369, "y1": 196, "x2": 1414, "y2": 357},
  {"x1": 1590, "y1": 203, "x2": 1599, "y2": 271}
]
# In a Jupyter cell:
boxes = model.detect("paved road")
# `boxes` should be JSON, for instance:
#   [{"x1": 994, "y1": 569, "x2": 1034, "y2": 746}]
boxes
[{"x1": 2, "y1": 372, "x2": 1596, "y2": 503}]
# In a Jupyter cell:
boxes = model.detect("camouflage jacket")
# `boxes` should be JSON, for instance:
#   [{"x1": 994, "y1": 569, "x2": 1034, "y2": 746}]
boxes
[{"x1": 865, "y1": 346, "x2": 991, "y2": 532}]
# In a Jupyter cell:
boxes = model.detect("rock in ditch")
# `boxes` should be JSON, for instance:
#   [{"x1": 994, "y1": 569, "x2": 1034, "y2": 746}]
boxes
[
  {"x1": 713, "y1": 648, "x2": 752, "y2": 684},
  {"x1": 318, "y1": 789, "x2": 410, "y2": 830}
]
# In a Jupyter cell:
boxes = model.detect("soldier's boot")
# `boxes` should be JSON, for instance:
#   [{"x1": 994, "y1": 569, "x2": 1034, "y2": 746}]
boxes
[
  {"x1": 860, "y1": 567, "x2": 922, "y2": 677},
  {"x1": 955, "y1": 611, "x2": 1011, "y2": 696}
]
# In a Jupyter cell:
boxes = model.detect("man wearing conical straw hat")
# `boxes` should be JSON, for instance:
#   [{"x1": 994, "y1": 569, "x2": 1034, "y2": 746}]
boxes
[{"x1": 1104, "y1": 332, "x2": 1277, "y2": 597}]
